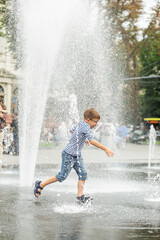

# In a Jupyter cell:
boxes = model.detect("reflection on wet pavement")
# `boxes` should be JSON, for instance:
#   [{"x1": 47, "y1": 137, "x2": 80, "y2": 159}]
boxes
[{"x1": 0, "y1": 163, "x2": 160, "y2": 240}]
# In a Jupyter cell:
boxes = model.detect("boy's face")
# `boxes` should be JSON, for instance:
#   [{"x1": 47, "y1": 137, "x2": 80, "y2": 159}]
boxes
[{"x1": 86, "y1": 118, "x2": 99, "y2": 129}]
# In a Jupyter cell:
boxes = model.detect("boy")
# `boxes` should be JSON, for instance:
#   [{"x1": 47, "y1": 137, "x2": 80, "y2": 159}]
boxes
[{"x1": 34, "y1": 108, "x2": 114, "y2": 203}]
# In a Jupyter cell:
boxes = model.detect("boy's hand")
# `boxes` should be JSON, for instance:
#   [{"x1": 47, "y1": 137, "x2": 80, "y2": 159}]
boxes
[
  {"x1": 85, "y1": 139, "x2": 90, "y2": 146},
  {"x1": 104, "y1": 148, "x2": 114, "y2": 157}
]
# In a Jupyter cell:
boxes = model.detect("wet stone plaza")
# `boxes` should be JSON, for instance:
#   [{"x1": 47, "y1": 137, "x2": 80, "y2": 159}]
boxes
[{"x1": 0, "y1": 147, "x2": 160, "y2": 240}]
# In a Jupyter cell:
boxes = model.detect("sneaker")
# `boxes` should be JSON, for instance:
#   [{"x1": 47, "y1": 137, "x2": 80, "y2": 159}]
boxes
[{"x1": 76, "y1": 195, "x2": 93, "y2": 204}]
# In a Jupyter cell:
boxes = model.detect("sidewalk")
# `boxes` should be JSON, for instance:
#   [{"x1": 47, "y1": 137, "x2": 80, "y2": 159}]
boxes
[{"x1": 0, "y1": 143, "x2": 160, "y2": 168}]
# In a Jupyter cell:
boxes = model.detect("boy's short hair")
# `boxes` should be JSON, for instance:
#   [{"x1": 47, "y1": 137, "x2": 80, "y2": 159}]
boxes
[{"x1": 84, "y1": 108, "x2": 100, "y2": 120}]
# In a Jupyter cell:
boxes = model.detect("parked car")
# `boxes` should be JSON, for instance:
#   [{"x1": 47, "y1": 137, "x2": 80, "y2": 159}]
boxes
[
  {"x1": 156, "y1": 130, "x2": 160, "y2": 141},
  {"x1": 128, "y1": 129, "x2": 149, "y2": 143}
]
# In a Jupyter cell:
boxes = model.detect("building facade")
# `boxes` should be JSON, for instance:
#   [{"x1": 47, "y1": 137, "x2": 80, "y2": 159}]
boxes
[{"x1": 0, "y1": 36, "x2": 18, "y2": 114}]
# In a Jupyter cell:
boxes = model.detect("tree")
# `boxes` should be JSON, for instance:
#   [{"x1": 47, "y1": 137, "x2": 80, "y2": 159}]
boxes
[
  {"x1": 0, "y1": 0, "x2": 6, "y2": 37},
  {"x1": 101, "y1": 0, "x2": 143, "y2": 125},
  {"x1": 0, "y1": 0, "x2": 19, "y2": 65},
  {"x1": 102, "y1": 0, "x2": 143, "y2": 75},
  {"x1": 139, "y1": 2, "x2": 160, "y2": 118}
]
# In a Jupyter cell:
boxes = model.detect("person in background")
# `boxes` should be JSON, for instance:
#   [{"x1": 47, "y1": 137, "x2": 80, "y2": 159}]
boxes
[
  {"x1": 11, "y1": 113, "x2": 19, "y2": 156},
  {"x1": 119, "y1": 123, "x2": 127, "y2": 149},
  {"x1": 0, "y1": 99, "x2": 7, "y2": 161},
  {"x1": 3, "y1": 124, "x2": 14, "y2": 155}
]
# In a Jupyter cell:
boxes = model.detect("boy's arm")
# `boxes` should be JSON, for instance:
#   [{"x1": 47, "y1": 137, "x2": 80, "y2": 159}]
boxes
[
  {"x1": 69, "y1": 126, "x2": 76, "y2": 135},
  {"x1": 90, "y1": 139, "x2": 114, "y2": 157}
]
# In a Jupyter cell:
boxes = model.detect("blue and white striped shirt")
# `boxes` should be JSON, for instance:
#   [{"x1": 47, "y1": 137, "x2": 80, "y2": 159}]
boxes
[{"x1": 64, "y1": 121, "x2": 93, "y2": 156}]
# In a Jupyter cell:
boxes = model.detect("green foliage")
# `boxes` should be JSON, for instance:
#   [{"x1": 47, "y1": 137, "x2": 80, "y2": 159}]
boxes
[
  {"x1": 140, "y1": 83, "x2": 160, "y2": 118},
  {"x1": 39, "y1": 142, "x2": 58, "y2": 149},
  {"x1": 140, "y1": 35, "x2": 160, "y2": 76},
  {"x1": 0, "y1": 0, "x2": 8, "y2": 33},
  {"x1": 139, "y1": 2, "x2": 160, "y2": 119},
  {"x1": 102, "y1": 0, "x2": 144, "y2": 125},
  {"x1": 105, "y1": 0, "x2": 160, "y2": 124},
  {"x1": 103, "y1": 0, "x2": 143, "y2": 76},
  {"x1": 0, "y1": 0, "x2": 6, "y2": 36},
  {"x1": 0, "y1": 0, "x2": 21, "y2": 67}
]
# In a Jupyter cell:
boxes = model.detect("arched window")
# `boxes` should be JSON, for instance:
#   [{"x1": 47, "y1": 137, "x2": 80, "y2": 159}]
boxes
[
  {"x1": 14, "y1": 88, "x2": 18, "y2": 96},
  {"x1": 0, "y1": 86, "x2": 4, "y2": 102},
  {"x1": 0, "y1": 86, "x2": 4, "y2": 94}
]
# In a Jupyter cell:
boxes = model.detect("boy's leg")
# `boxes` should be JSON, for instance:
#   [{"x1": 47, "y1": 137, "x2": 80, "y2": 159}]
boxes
[
  {"x1": 35, "y1": 151, "x2": 74, "y2": 197},
  {"x1": 73, "y1": 154, "x2": 87, "y2": 197},
  {"x1": 35, "y1": 176, "x2": 58, "y2": 197},
  {"x1": 41, "y1": 176, "x2": 58, "y2": 187},
  {"x1": 77, "y1": 180, "x2": 85, "y2": 197}
]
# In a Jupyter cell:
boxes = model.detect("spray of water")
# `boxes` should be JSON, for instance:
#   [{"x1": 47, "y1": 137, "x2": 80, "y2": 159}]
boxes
[
  {"x1": 18, "y1": 0, "x2": 79, "y2": 186},
  {"x1": 16, "y1": 0, "x2": 123, "y2": 186},
  {"x1": 148, "y1": 125, "x2": 156, "y2": 169}
]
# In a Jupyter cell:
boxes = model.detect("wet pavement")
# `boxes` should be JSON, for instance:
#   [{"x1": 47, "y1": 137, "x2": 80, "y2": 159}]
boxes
[{"x1": 0, "y1": 163, "x2": 160, "y2": 240}]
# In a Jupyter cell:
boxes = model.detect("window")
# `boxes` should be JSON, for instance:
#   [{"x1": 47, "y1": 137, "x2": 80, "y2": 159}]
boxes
[{"x1": 0, "y1": 86, "x2": 4, "y2": 94}]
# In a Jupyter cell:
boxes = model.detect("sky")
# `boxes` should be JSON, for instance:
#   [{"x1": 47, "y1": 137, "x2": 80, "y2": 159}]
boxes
[{"x1": 138, "y1": 0, "x2": 158, "y2": 28}]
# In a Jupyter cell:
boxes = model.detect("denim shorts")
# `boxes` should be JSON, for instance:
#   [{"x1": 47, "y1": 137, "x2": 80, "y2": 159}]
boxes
[{"x1": 56, "y1": 151, "x2": 87, "y2": 182}]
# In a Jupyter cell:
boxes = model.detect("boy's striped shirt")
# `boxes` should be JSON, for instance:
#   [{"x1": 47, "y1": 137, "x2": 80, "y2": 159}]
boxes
[{"x1": 64, "y1": 121, "x2": 93, "y2": 156}]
